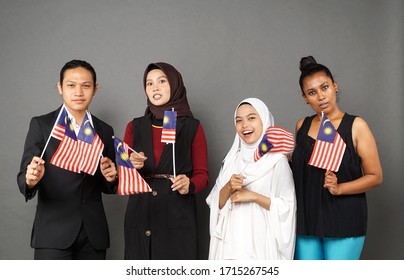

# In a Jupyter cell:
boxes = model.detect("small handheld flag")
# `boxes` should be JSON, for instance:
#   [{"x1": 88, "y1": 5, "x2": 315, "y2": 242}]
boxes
[
  {"x1": 114, "y1": 137, "x2": 151, "y2": 195},
  {"x1": 308, "y1": 112, "x2": 346, "y2": 172},
  {"x1": 50, "y1": 113, "x2": 82, "y2": 173},
  {"x1": 77, "y1": 113, "x2": 104, "y2": 175},
  {"x1": 253, "y1": 126, "x2": 295, "y2": 162},
  {"x1": 161, "y1": 110, "x2": 177, "y2": 143},
  {"x1": 161, "y1": 109, "x2": 177, "y2": 177},
  {"x1": 254, "y1": 134, "x2": 274, "y2": 161}
]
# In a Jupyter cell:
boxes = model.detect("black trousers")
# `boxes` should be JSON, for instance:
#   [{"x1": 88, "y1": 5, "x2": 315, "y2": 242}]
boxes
[{"x1": 34, "y1": 224, "x2": 106, "y2": 260}]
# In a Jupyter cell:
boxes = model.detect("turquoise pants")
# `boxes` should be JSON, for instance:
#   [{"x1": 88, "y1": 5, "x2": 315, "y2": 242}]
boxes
[{"x1": 294, "y1": 235, "x2": 366, "y2": 260}]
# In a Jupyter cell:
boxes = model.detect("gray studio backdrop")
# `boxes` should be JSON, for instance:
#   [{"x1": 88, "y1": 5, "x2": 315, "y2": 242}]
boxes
[{"x1": 1, "y1": 0, "x2": 403, "y2": 260}]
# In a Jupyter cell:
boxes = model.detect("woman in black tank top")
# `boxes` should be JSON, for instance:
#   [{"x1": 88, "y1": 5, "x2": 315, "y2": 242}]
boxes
[{"x1": 291, "y1": 56, "x2": 383, "y2": 260}]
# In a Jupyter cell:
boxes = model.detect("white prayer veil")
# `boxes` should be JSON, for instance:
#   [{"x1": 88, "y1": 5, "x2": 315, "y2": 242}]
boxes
[
  {"x1": 206, "y1": 98, "x2": 296, "y2": 260},
  {"x1": 206, "y1": 97, "x2": 283, "y2": 230}
]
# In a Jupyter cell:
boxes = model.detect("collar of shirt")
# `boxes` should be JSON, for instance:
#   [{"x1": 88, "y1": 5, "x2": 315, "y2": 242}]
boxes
[{"x1": 64, "y1": 107, "x2": 94, "y2": 135}]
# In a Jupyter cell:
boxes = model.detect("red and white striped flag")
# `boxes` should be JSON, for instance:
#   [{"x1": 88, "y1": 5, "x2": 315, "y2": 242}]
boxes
[
  {"x1": 308, "y1": 112, "x2": 346, "y2": 172},
  {"x1": 254, "y1": 126, "x2": 295, "y2": 162},
  {"x1": 50, "y1": 116, "x2": 82, "y2": 173},
  {"x1": 266, "y1": 126, "x2": 295, "y2": 154},
  {"x1": 77, "y1": 113, "x2": 104, "y2": 175},
  {"x1": 254, "y1": 125, "x2": 295, "y2": 161},
  {"x1": 114, "y1": 137, "x2": 151, "y2": 195}
]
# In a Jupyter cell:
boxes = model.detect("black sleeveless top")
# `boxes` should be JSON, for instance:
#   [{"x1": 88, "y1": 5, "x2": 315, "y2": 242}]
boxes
[{"x1": 291, "y1": 113, "x2": 367, "y2": 237}]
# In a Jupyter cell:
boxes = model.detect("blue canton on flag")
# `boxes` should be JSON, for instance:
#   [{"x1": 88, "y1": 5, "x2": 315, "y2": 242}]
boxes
[
  {"x1": 254, "y1": 134, "x2": 274, "y2": 162},
  {"x1": 317, "y1": 116, "x2": 337, "y2": 143},
  {"x1": 114, "y1": 137, "x2": 134, "y2": 169},
  {"x1": 161, "y1": 110, "x2": 177, "y2": 143},
  {"x1": 78, "y1": 115, "x2": 95, "y2": 144},
  {"x1": 64, "y1": 118, "x2": 77, "y2": 139},
  {"x1": 77, "y1": 113, "x2": 104, "y2": 175},
  {"x1": 308, "y1": 112, "x2": 346, "y2": 172}
]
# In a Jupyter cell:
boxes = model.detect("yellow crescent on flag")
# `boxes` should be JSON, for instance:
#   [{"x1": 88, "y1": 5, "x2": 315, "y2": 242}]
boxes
[{"x1": 117, "y1": 142, "x2": 122, "y2": 152}]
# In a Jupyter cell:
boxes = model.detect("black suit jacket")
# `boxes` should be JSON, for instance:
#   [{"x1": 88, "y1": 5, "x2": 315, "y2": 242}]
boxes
[{"x1": 17, "y1": 107, "x2": 117, "y2": 250}]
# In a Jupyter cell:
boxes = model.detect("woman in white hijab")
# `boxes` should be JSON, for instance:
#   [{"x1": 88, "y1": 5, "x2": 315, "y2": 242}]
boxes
[{"x1": 206, "y1": 98, "x2": 296, "y2": 260}]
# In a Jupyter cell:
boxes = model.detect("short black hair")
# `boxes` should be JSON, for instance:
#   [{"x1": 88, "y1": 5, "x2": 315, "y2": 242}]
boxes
[{"x1": 59, "y1": 59, "x2": 97, "y2": 86}]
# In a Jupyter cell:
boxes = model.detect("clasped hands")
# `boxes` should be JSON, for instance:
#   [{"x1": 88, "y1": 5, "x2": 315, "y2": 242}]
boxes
[{"x1": 226, "y1": 174, "x2": 256, "y2": 204}]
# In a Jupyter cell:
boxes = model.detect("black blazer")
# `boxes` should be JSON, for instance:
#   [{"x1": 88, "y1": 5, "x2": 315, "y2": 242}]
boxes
[{"x1": 17, "y1": 107, "x2": 117, "y2": 250}]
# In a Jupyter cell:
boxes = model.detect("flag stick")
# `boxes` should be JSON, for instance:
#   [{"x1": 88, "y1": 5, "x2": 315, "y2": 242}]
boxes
[
  {"x1": 40, "y1": 104, "x2": 65, "y2": 159},
  {"x1": 127, "y1": 146, "x2": 144, "y2": 157},
  {"x1": 111, "y1": 136, "x2": 145, "y2": 159},
  {"x1": 171, "y1": 108, "x2": 176, "y2": 178},
  {"x1": 40, "y1": 132, "x2": 53, "y2": 159},
  {"x1": 172, "y1": 143, "x2": 176, "y2": 178}
]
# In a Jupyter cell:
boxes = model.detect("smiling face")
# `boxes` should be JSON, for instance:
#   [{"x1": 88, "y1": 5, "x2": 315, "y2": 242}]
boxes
[
  {"x1": 145, "y1": 69, "x2": 171, "y2": 107},
  {"x1": 235, "y1": 104, "x2": 263, "y2": 145},
  {"x1": 58, "y1": 67, "x2": 97, "y2": 119},
  {"x1": 302, "y1": 71, "x2": 339, "y2": 114}
]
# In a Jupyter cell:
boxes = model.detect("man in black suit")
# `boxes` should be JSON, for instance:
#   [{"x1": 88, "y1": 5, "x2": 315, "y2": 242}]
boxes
[{"x1": 17, "y1": 60, "x2": 118, "y2": 260}]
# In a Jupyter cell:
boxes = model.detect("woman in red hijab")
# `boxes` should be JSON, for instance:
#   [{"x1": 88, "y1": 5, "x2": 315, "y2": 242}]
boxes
[{"x1": 123, "y1": 62, "x2": 209, "y2": 259}]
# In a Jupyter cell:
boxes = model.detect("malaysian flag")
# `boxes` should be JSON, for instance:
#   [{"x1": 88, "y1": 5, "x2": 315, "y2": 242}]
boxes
[
  {"x1": 114, "y1": 137, "x2": 151, "y2": 195},
  {"x1": 266, "y1": 126, "x2": 295, "y2": 154},
  {"x1": 254, "y1": 126, "x2": 295, "y2": 161},
  {"x1": 51, "y1": 106, "x2": 68, "y2": 140},
  {"x1": 77, "y1": 113, "x2": 104, "y2": 175},
  {"x1": 308, "y1": 112, "x2": 346, "y2": 172},
  {"x1": 161, "y1": 110, "x2": 177, "y2": 143},
  {"x1": 50, "y1": 114, "x2": 82, "y2": 173},
  {"x1": 254, "y1": 134, "x2": 274, "y2": 161}
]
